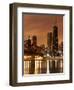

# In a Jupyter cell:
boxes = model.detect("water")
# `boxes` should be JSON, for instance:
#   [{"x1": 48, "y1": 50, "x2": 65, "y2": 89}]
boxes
[{"x1": 24, "y1": 56, "x2": 63, "y2": 74}]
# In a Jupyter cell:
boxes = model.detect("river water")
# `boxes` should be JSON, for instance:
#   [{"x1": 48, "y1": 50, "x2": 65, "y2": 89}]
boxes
[{"x1": 24, "y1": 56, "x2": 63, "y2": 74}]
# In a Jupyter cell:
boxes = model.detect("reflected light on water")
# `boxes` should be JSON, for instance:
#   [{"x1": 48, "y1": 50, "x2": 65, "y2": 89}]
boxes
[
  {"x1": 24, "y1": 55, "x2": 32, "y2": 59},
  {"x1": 35, "y1": 56, "x2": 43, "y2": 60},
  {"x1": 24, "y1": 55, "x2": 63, "y2": 74},
  {"x1": 24, "y1": 55, "x2": 43, "y2": 60}
]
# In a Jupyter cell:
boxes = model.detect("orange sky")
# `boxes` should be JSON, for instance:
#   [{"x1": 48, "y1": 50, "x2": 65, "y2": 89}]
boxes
[{"x1": 23, "y1": 14, "x2": 63, "y2": 47}]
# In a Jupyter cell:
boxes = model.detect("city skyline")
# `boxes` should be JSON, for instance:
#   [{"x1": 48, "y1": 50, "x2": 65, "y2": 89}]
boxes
[
  {"x1": 23, "y1": 14, "x2": 63, "y2": 47},
  {"x1": 23, "y1": 14, "x2": 63, "y2": 74}
]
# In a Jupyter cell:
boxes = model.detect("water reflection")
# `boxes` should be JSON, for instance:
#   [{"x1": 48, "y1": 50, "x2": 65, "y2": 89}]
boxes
[{"x1": 24, "y1": 55, "x2": 63, "y2": 74}]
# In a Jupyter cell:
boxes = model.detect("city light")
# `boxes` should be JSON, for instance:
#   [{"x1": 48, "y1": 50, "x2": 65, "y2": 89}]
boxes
[
  {"x1": 35, "y1": 56, "x2": 43, "y2": 60},
  {"x1": 24, "y1": 55, "x2": 43, "y2": 60},
  {"x1": 24, "y1": 55, "x2": 31, "y2": 59}
]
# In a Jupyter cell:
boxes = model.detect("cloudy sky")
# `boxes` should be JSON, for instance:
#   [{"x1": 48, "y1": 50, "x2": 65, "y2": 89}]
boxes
[{"x1": 23, "y1": 14, "x2": 63, "y2": 47}]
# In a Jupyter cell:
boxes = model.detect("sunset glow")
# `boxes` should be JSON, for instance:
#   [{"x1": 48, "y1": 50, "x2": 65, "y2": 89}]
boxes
[{"x1": 23, "y1": 14, "x2": 63, "y2": 46}]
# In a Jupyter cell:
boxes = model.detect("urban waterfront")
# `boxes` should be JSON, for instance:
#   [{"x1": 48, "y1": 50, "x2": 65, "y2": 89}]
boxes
[{"x1": 23, "y1": 15, "x2": 63, "y2": 75}]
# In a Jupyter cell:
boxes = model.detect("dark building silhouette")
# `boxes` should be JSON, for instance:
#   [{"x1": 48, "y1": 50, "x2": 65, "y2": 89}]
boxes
[
  {"x1": 27, "y1": 36, "x2": 31, "y2": 48},
  {"x1": 24, "y1": 36, "x2": 32, "y2": 55},
  {"x1": 47, "y1": 32, "x2": 53, "y2": 51},
  {"x1": 60, "y1": 41, "x2": 63, "y2": 52},
  {"x1": 24, "y1": 40, "x2": 28, "y2": 48},
  {"x1": 32, "y1": 36, "x2": 37, "y2": 46},
  {"x1": 53, "y1": 26, "x2": 58, "y2": 56}
]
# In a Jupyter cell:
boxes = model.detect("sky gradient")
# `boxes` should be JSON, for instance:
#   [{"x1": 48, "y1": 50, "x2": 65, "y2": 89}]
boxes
[{"x1": 23, "y1": 14, "x2": 63, "y2": 47}]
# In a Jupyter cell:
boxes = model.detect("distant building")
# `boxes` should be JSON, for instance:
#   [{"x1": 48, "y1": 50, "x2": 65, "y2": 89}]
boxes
[
  {"x1": 24, "y1": 35, "x2": 46, "y2": 56},
  {"x1": 47, "y1": 32, "x2": 53, "y2": 51},
  {"x1": 30, "y1": 36, "x2": 37, "y2": 53},
  {"x1": 52, "y1": 26, "x2": 58, "y2": 56},
  {"x1": 27, "y1": 36, "x2": 31, "y2": 48},
  {"x1": 60, "y1": 41, "x2": 63, "y2": 52},
  {"x1": 32, "y1": 35, "x2": 37, "y2": 46},
  {"x1": 24, "y1": 36, "x2": 32, "y2": 54},
  {"x1": 58, "y1": 41, "x2": 63, "y2": 56}
]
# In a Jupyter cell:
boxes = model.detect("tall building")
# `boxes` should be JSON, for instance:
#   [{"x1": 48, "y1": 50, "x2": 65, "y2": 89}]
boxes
[
  {"x1": 53, "y1": 26, "x2": 58, "y2": 56},
  {"x1": 60, "y1": 41, "x2": 63, "y2": 52},
  {"x1": 32, "y1": 35, "x2": 37, "y2": 46},
  {"x1": 27, "y1": 36, "x2": 31, "y2": 48},
  {"x1": 47, "y1": 32, "x2": 53, "y2": 51}
]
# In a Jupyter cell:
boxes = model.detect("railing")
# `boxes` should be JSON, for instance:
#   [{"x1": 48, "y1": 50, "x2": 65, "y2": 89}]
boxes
[{"x1": 24, "y1": 56, "x2": 63, "y2": 74}]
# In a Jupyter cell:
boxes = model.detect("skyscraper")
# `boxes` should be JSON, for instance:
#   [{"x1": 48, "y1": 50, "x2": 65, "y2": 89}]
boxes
[
  {"x1": 47, "y1": 32, "x2": 53, "y2": 51},
  {"x1": 32, "y1": 35, "x2": 37, "y2": 46},
  {"x1": 53, "y1": 26, "x2": 58, "y2": 56}
]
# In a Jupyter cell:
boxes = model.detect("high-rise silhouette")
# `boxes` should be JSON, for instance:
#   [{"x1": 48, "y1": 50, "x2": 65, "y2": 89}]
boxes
[
  {"x1": 53, "y1": 26, "x2": 58, "y2": 56},
  {"x1": 47, "y1": 32, "x2": 53, "y2": 51}
]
